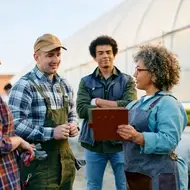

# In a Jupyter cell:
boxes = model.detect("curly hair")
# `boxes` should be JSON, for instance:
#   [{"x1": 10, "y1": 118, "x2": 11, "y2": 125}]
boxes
[
  {"x1": 133, "y1": 45, "x2": 181, "y2": 91},
  {"x1": 89, "y1": 35, "x2": 118, "y2": 58}
]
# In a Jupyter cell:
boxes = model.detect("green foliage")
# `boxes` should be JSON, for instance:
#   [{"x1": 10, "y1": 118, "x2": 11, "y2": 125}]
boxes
[{"x1": 186, "y1": 109, "x2": 190, "y2": 126}]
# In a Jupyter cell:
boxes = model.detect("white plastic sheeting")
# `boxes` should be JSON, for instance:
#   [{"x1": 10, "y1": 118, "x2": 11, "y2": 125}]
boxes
[
  {"x1": 58, "y1": 0, "x2": 190, "y2": 101},
  {"x1": 11, "y1": 0, "x2": 190, "y2": 101}
]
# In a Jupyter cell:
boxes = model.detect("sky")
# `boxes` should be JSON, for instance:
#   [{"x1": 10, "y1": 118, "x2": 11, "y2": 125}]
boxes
[{"x1": 0, "y1": 0, "x2": 124, "y2": 74}]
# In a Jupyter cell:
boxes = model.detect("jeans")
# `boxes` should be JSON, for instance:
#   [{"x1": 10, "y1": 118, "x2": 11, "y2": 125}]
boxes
[{"x1": 84, "y1": 149, "x2": 126, "y2": 190}]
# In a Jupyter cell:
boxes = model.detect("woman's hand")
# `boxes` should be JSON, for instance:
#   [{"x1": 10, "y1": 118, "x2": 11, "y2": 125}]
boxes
[
  {"x1": 19, "y1": 138, "x2": 35, "y2": 158},
  {"x1": 117, "y1": 124, "x2": 144, "y2": 145}
]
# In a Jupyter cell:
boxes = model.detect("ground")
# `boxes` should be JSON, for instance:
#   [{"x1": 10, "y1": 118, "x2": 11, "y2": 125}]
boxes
[{"x1": 69, "y1": 138, "x2": 115, "y2": 190}]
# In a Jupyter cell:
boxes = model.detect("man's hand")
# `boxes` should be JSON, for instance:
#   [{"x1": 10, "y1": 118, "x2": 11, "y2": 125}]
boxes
[
  {"x1": 53, "y1": 124, "x2": 70, "y2": 140},
  {"x1": 91, "y1": 98, "x2": 118, "y2": 108},
  {"x1": 69, "y1": 123, "x2": 79, "y2": 137}
]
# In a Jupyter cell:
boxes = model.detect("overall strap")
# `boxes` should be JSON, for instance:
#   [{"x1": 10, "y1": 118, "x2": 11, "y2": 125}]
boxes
[
  {"x1": 128, "y1": 100, "x2": 139, "y2": 110},
  {"x1": 147, "y1": 94, "x2": 177, "y2": 111},
  {"x1": 59, "y1": 82, "x2": 66, "y2": 96},
  {"x1": 58, "y1": 82, "x2": 68, "y2": 113},
  {"x1": 28, "y1": 78, "x2": 52, "y2": 109},
  {"x1": 147, "y1": 96, "x2": 163, "y2": 111},
  {"x1": 28, "y1": 77, "x2": 67, "y2": 103},
  {"x1": 28, "y1": 78, "x2": 48, "y2": 100}
]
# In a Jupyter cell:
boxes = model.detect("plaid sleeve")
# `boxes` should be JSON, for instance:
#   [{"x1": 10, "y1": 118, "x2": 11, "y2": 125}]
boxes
[
  {"x1": 0, "y1": 100, "x2": 13, "y2": 154},
  {"x1": 62, "y1": 79, "x2": 79, "y2": 126},
  {"x1": 8, "y1": 79, "x2": 54, "y2": 141},
  {"x1": 0, "y1": 125, "x2": 13, "y2": 154}
]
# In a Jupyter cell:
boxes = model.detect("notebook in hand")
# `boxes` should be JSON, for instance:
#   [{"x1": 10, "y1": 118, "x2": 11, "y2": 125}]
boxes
[{"x1": 88, "y1": 108, "x2": 128, "y2": 140}]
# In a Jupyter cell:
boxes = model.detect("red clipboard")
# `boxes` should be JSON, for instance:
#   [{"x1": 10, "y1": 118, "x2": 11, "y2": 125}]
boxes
[{"x1": 88, "y1": 108, "x2": 128, "y2": 140}]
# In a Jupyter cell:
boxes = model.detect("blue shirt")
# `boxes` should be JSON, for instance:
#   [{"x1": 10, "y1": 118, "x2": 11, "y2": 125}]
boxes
[
  {"x1": 8, "y1": 66, "x2": 78, "y2": 142},
  {"x1": 127, "y1": 91, "x2": 188, "y2": 190}
]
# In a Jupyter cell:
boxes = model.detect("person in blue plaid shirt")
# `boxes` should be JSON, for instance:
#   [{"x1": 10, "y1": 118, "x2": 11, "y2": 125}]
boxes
[{"x1": 8, "y1": 33, "x2": 79, "y2": 190}]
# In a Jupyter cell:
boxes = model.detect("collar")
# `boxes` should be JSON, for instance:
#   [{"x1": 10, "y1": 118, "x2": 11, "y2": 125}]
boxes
[
  {"x1": 32, "y1": 65, "x2": 61, "y2": 83},
  {"x1": 94, "y1": 66, "x2": 120, "y2": 78}
]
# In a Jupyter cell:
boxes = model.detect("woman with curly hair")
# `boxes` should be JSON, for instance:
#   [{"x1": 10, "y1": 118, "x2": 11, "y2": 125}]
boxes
[{"x1": 117, "y1": 45, "x2": 188, "y2": 190}]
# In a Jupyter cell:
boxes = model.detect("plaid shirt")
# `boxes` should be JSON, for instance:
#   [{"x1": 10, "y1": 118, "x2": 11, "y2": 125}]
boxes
[
  {"x1": 0, "y1": 97, "x2": 20, "y2": 190},
  {"x1": 8, "y1": 66, "x2": 78, "y2": 142}
]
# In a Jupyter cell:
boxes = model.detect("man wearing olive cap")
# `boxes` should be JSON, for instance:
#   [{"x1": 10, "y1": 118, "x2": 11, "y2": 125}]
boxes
[{"x1": 8, "y1": 33, "x2": 79, "y2": 190}]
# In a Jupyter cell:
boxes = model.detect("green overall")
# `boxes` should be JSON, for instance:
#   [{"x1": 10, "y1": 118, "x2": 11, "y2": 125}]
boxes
[{"x1": 21, "y1": 80, "x2": 76, "y2": 190}]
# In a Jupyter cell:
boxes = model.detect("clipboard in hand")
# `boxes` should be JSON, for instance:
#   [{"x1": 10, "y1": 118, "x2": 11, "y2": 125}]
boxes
[{"x1": 88, "y1": 108, "x2": 128, "y2": 140}]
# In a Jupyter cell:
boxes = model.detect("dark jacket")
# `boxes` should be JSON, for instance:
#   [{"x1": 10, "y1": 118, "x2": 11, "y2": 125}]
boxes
[{"x1": 77, "y1": 66, "x2": 137, "y2": 147}]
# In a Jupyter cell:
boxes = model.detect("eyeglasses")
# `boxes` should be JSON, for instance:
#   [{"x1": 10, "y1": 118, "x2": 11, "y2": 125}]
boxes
[{"x1": 135, "y1": 67, "x2": 149, "y2": 73}]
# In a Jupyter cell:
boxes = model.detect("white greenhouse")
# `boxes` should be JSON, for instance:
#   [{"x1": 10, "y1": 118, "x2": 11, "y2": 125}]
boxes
[{"x1": 12, "y1": 0, "x2": 190, "y2": 103}]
